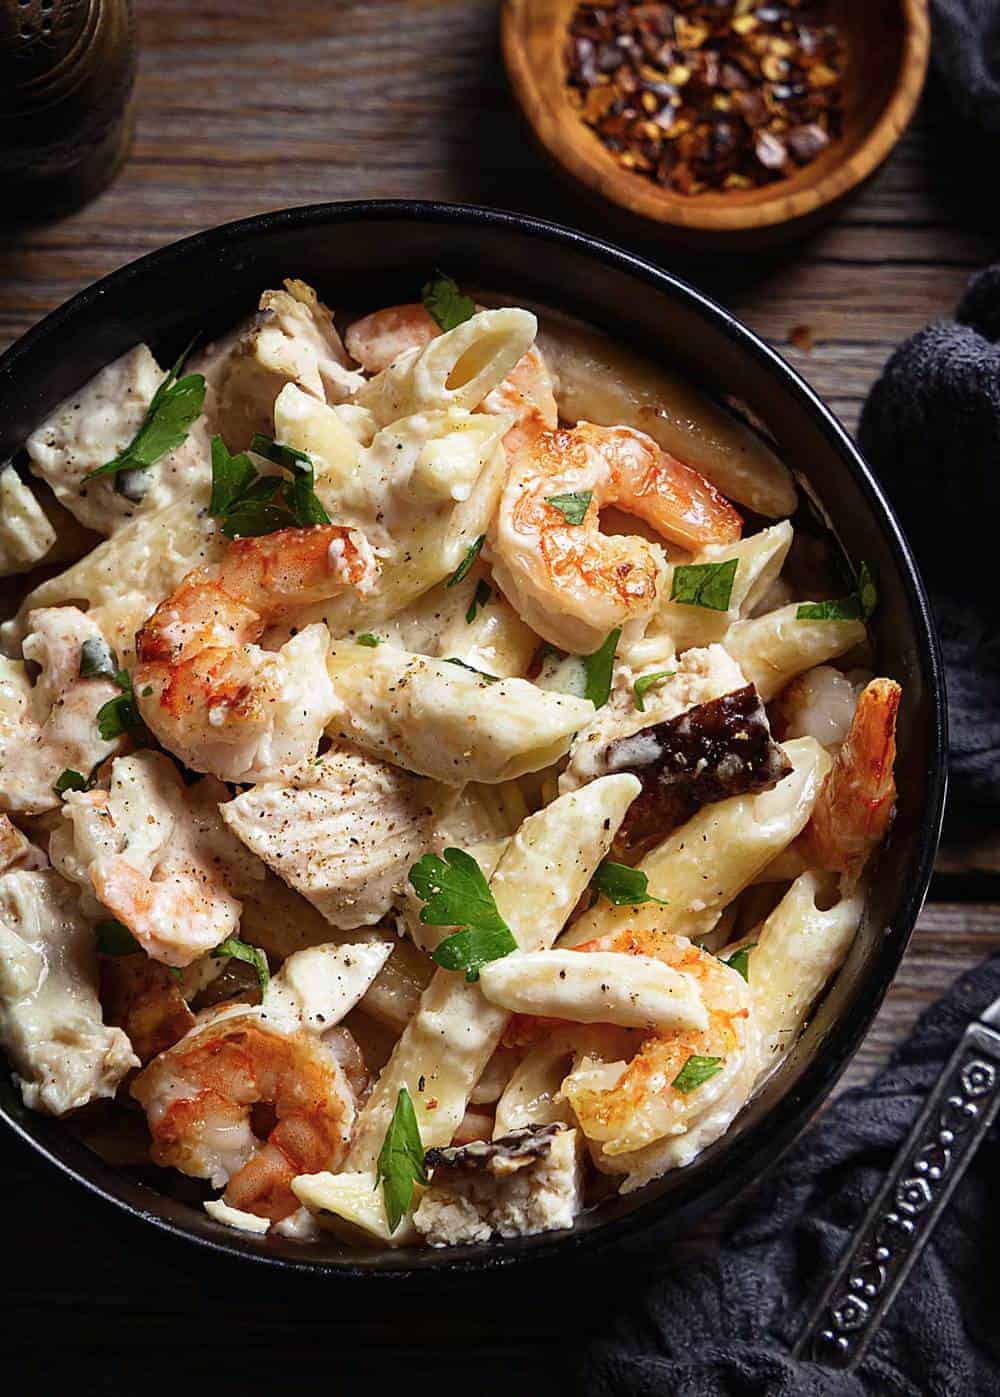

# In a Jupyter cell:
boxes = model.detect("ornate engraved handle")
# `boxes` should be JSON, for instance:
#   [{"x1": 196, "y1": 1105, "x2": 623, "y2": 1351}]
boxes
[{"x1": 794, "y1": 1019, "x2": 1000, "y2": 1370}]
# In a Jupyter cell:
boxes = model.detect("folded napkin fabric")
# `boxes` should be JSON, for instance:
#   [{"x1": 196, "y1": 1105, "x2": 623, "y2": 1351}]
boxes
[
  {"x1": 859, "y1": 265, "x2": 1000, "y2": 820},
  {"x1": 583, "y1": 953, "x2": 1000, "y2": 1396}
]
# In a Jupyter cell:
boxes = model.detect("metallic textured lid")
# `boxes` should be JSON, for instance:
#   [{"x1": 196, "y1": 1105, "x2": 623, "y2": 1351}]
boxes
[{"x1": 0, "y1": 0, "x2": 99, "y2": 110}]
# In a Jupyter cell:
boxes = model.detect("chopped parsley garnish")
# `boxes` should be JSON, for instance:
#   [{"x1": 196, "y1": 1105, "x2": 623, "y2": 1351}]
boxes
[
  {"x1": 96, "y1": 920, "x2": 141, "y2": 956},
  {"x1": 670, "y1": 558, "x2": 739, "y2": 611},
  {"x1": 54, "y1": 769, "x2": 88, "y2": 795},
  {"x1": 465, "y1": 578, "x2": 492, "y2": 624},
  {"x1": 86, "y1": 341, "x2": 205, "y2": 484},
  {"x1": 409, "y1": 847, "x2": 517, "y2": 983},
  {"x1": 445, "y1": 534, "x2": 485, "y2": 588},
  {"x1": 207, "y1": 434, "x2": 331, "y2": 538},
  {"x1": 633, "y1": 669, "x2": 676, "y2": 713},
  {"x1": 672, "y1": 1054, "x2": 724, "y2": 1094},
  {"x1": 724, "y1": 942, "x2": 757, "y2": 983},
  {"x1": 79, "y1": 637, "x2": 118, "y2": 680},
  {"x1": 211, "y1": 936, "x2": 269, "y2": 994},
  {"x1": 544, "y1": 490, "x2": 592, "y2": 526},
  {"x1": 582, "y1": 627, "x2": 621, "y2": 708},
  {"x1": 796, "y1": 562, "x2": 877, "y2": 623},
  {"x1": 356, "y1": 633, "x2": 380, "y2": 647},
  {"x1": 96, "y1": 670, "x2": 145, "y2": 742},
  {"x1": 443, "y1": 657, "x2": 499, "y2": 684},
  {"x1": 591, "y1": 860, "x2": 668, "y2": 907},
  {"x1": 376, "y1": 1087, "x2": 428, "y2": 1234},
  {"x1": 421, "y1": 272, "x2": 475, "y2": 333}
]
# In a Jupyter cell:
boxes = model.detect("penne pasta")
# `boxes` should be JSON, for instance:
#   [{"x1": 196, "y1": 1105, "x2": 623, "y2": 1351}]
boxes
[
  {"x1": 724, "y1": 604, "x2": 866, "y2": 701},
  {"x1": 478, "y1": 949, "x2": 708, "y2": 1031},
  {"x1": 625, "y1": 521, "x2": 793, "y2": 663},
  {"x1": 325, "y1": 640, "x2": 594, "y2": 785},
  {"x1": 742, "y1": 871, "x2": 864, "y2": 1083},
  {"x1": 356, "y1": 308, "x2": 537, "y2": 425}
]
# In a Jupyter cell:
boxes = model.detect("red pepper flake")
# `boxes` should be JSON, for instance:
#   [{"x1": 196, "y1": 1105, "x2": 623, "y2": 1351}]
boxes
[
  {"x1": 565, "y1": 0, "x2": 846, "y2": 197},
  {"x1": 789, "y1": 322, "x2": 814, "y2": 352}
]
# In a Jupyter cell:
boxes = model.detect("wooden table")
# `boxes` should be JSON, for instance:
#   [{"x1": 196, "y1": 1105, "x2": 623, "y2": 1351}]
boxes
[{"x1": 2, "y1": 1, "x2": 998, "y2": 1386}]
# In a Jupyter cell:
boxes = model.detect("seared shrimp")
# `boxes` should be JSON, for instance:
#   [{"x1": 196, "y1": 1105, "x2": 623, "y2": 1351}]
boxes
[
  {"x1": 132, "y1": 1006, "x2": 356, "y2": 1224},
  {"x1": 490, "y1": 422, "x2": 742, "y2": 653},
  {"x1": 799, "y1": 677, "x2": 900, "y2": 886},
  {"x1": 560, "y1": 930, "x2": 755, "y2": 1169},
  {"x1": 135, "y1": 525, "x2": 377, "y2": 781}
]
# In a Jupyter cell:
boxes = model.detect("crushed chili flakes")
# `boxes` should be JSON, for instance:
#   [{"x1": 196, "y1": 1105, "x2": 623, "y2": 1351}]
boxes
[{"x1": 566, "y1": 0, "x2": 846, "y2": 197}]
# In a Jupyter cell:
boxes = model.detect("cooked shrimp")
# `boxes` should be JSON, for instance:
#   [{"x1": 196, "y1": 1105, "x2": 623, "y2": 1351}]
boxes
[
  {"x1": 560, "y1": 929, "x2": 755, "y2": 1169},
  {"x1": 135, "y1": 524, "x2": 377, "y2": 781},
  {"x1": 345, "y1": 303, "x2": 558, "y2": 434},
  {"x1": 490, "y1": 422, "x2": 742, "y2": 653},
  {"x1": 51, "y1": 752, "x2": 244, "y2": 967},
  {"x1": 132, "y1": 1006, "x2": 356, "y2": 1224},
  {"x1": 771, "y1": 664, "x2": 862, "y2": 750},
  {"x1": 346, "y1": 303, "x2": 438, "y2": 374},
  {"x1": 799, "y1": 677, "x2": 900, "y2": 886}
]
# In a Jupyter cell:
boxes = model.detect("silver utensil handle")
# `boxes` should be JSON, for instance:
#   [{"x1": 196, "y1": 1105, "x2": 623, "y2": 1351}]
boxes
[{"x1": 794, "y1": 1019, "x2": 1000, "y2": 1369}]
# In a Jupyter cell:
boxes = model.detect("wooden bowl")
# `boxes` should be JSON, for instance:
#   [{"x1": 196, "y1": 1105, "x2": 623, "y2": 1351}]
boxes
[{"x1": 502, "y1": 0, "x2": 930, "y2": 248}]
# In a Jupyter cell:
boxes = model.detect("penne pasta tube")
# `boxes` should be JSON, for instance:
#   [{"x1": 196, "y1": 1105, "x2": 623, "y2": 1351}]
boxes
[
  {"x1": 724, "y1": 604, "x2": 866, "y2": 701},
  {"x1": 560, "y1": 736, "x2": 831, "y2": 947},
  {"x1": 356, "y1": 308, "x2": 537, "y2": 425},
  {"x1": 325, "y1": 640, "x2": 595, "y2": 785},
  {"x1": 478, "y1": 949, "x2": 708, "y2": 1032},
  {"x1": 291, "y1": 1169, "x2": 419, "y2": 1246},
  {"x1": 338, "y1": 773, "x2": 640, "y2": 1175},
  {"x1": 493, "y1": 1037, "x2": 578, "y2": 1137},
  {"x1": 534, "y1": 312, "x2": 797, "y2": 517},
  {"x1": 626, "y1": 521, "x2": 794, "y2": 662},
  {"x1": 743, "y1": 872, "x2": 864, "y2": 1082}
]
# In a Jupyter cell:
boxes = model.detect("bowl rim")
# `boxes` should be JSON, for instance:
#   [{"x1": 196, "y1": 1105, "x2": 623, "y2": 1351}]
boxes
[
  {"x1": 500, "y1": 0, "x2": 932, "y2": 232},
  {"x1": 0, "y1": 198, "x2": 947, "y2": 1279}
]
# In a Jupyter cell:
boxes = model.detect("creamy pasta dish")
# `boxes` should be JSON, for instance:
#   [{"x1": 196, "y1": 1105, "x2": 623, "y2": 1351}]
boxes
[{"x1": 0, "y1": 275, "x2": 899, "y2": 1249}]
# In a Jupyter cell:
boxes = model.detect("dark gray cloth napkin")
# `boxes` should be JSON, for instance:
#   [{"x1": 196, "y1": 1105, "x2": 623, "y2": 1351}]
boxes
[{"x1": 583, "y1": 954, "x2": 1000, "y2": 1396}]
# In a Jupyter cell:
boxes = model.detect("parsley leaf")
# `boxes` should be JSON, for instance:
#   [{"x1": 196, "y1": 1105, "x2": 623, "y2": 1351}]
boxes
[
  {"x1": 431, "y1": 925, "x2": 519, "y2": 982},
  {"x1": 356, "y1": 633, "x2": 380, "y2": 647},
  {"x1": 633, "y1": 669, "x2": 676, "y2": 713},
  {"x1": 376, "y1": 1087, "x2": 428, "y2": 1233},
  {"x1": 96, "y1": 670, "x2": 145, "y2": 742},
  {"x1": 207, "y1": 435, "x2": 331, "y2": 538},
  {"x1": 724, "y1": 942, "x2": 757, "y2": 982},
  {"x1": 211, "y1": 936, "x2": 269, "y2": 994},
  {"x1": 421, "y1": 272, "x2": 475, "y2": 333},
  {"x1": 544, "y1": 490, "x2": 592, "y2": 526},
  {"x1": 443, "y1": 657, "x2": 499, "y2": 684},
  {"x1": 671, "y1": 558, "x2": 739, "y2": 611},
  {"x1": 466, "y1": 578, "x2": 492, "y2": 624},
  {"x1": 79, "y1": 637, "x2": 118, "y2": 680},
  {"x1": 796, "y1": 560, "x2": 878, "y2": 623},
  {"x1": 54, "y1": 769, "x2": 88, "y2": 794},
  {"x1": 591, "y1": 860, "x2": 668, "y2": 907},
  {"x1": 672, "y1": 1054, "x2": 724, "y2": 1094},
  {"x1": 250, "y1": 434, "x2": 331, "y2": 527},
  {"x1": 96, "y1": 920, "x2": 141, "y2": 956},
  {"x1": 410, "y1": 847, "x2": 517, "y2": 982},
  {"x1": 445, "y1": 534, "x2": 485, "y2": 588},
  {"x1": 582, "y1": 627, "x2": 621, "y2": 708},
  {"x1": 86, "y1": 341, "x2": 205, "y2": 483}
]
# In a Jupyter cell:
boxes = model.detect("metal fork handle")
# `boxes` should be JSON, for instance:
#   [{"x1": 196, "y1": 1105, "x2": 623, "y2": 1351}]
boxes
[{"x1": 793, "y1": 1019, "x2": 1000, "y2": 1369}]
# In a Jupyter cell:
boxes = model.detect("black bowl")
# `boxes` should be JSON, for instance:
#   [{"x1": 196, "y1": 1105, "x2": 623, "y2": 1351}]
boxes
[{"x1": 0, "y1": 200, "x2": 947, "y2": 1278}]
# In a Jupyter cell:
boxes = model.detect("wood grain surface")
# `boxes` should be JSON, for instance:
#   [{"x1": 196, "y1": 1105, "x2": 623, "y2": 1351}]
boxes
[{"x1": 1, "y1": 1, "x2": 998, "y2": 1386}]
